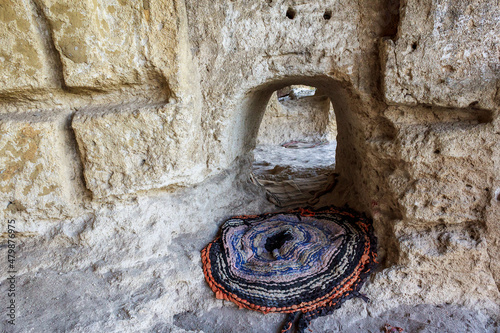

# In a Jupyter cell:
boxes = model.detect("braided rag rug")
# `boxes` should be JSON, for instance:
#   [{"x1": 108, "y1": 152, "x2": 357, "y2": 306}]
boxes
[{"x1": 201, "y1": 206, "x2": 377, "y2": 333}]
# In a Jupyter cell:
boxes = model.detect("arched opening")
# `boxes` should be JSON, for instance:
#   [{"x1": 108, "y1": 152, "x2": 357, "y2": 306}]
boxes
[
  {"x1": 230, "y1": 76, "x2": 360, "y2": 209},
  {"x1": 252, "y1": 85, "x2": 338, "y2": 207}
]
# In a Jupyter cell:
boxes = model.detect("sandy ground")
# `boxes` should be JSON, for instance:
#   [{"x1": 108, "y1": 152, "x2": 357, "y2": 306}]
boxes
[
  {"x1": 1, "y1": 150, "x2": 498, "y2": 333},
  {"x1": 174, "y1": 303, "x2": 500, "y2": 333},
  {"x1": 252, "y1": 142, "x2": 337, "y2": 181}
]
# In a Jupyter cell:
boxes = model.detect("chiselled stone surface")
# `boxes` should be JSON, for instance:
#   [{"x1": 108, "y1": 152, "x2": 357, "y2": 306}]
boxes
[
  {"x1": 382, "y1": 0, "x2": 500, "y2": 109},
  {"x1": 368, "y1": 220, "x2": 500, "y2": 318},
  {"x1": 0, "y1": 113, "x2": 75, "y2": 218},
  {"x1": 0, "y1": 0, "x2": 56, "y2": 92},
  {"x1": 257, "y1": 92, "x2": 333, "y2": 145},
  {"x1": 384, "y1": 106, "x2": 497, "y2": 224},
  {"x1": 0, "y1": 0, "x2": 498, "y2": 331},
  {"x1": 38, "y1": 0, "x2": 146, "y2": 88},
  {"x1": 72, "y1": 103, "x2": 207, "y2": 198},
  {"x1": 0, "y1": 0, "x2": 192, "y2": 96}
]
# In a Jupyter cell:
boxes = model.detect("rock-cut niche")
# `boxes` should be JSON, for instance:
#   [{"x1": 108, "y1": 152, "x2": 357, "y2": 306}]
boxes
[{"x1": 248, "y1": 83, "x2": 340, "y2": 208}]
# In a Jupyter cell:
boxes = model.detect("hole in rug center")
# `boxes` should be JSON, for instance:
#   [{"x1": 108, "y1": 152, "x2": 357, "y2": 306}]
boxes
[{"x1": 265, "y1": 230, "x2": 294, "y2": 253}]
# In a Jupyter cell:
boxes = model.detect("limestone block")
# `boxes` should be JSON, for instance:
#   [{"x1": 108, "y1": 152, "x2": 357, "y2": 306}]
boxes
[
  {"x1": 382, "y1": 0, "x2": 500, "y2": 109},
  {"x1": 0, "y1": 0, "x2": 55, "y2": 91},
  {"x1": 38, "y1": 0, "x2": 146, "y2": 88},
  {"x1": 72, "y1": 103, "x2": 207, "y2": 198},
  {"x1": 0, "y1": 114, "x2": 74, "y2": 218},
  {"x1": 257, "y1": 93, "x2": 332, "y2": 145},
  {"x1": 390, "y1": 122, "x2": 495, "y2": 224},
  {"x1": 370, "y1": 220, "x2": 500, "y2": 317}
]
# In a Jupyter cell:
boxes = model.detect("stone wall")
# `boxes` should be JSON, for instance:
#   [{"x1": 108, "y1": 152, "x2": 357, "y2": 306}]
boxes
[
  {"x1": 0, "y1": 0, "x2": 499, "y2": 331},
  {"x1": 0, "y1": 0, "x2": 209, "y2": 207},
  {"x1": 256, "y1": 91, "x2": 335, "y2": 145}
]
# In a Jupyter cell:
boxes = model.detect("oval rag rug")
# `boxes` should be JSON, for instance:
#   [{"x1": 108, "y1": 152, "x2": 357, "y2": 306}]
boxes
[{"x1": 201, "y1": 206, "x2": 377, "y2": 333}]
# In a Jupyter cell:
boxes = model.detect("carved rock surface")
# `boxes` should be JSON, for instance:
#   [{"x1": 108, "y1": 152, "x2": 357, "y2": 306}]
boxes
[
  {"x1": 0, "y1": 0, "x2": 57, "y2": 91},
  {"x1": 257, "y1": 93, "x2": 333, "y2": 145},
  {"x1": 72, "y1": 103, "x2": 207, "y2": 198},
  {"x1": 382, "y1": 0, "x2": 500, "y2": 109},
  {"x1": 0, "y1": 113, "x2": 76, "y2": 218}
]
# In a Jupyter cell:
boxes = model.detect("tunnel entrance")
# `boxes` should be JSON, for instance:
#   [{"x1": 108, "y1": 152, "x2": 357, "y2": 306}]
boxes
[{"x1": 251, "y1": 85, "x2": 338, "y2": 207}]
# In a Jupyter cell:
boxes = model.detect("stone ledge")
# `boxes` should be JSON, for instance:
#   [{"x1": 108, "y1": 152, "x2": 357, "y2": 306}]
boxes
[{"x1": 72, "y1": 103, "x2": 208, "y2": 198}]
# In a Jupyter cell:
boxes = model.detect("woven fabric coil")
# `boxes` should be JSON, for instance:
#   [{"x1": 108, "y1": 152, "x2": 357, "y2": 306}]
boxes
[{"x1": 201, "y1": 206, "x2": 378, "y2": 333}]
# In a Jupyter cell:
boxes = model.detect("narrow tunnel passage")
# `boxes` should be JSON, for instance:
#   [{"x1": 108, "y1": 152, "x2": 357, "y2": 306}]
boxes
[{"x1": 251, "y1": 85, "x2": 338, "y2": 207}]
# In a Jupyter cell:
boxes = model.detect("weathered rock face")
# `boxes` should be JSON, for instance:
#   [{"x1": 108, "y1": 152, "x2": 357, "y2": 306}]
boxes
[
  {"x1": 72, "y1": 102, "x2": 207, "y2": 198},
  {"x1": 38, "y1": 0, "x2": 147, "y2": 87},
  {"x1": 257, "y1": 91, "x2": 334, "y2": 145},
  {"x1": 0, "y1": 113, "x2": 78, "y2": 218},
  {"x1": 0, "y1": 0, "x2": 58, "y2": 91},
  {"x1": 0, "y1": 0, "x2": 499, "y2": 331},
  {"x1": 382, "y1": 0, "x2": 500, "y2": 109}
]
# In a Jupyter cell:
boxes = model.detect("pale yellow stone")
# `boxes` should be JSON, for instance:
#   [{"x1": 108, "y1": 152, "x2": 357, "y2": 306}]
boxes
[
  {"x1": 72, "y1": 103, "x2": 208, "y2": 198},
  {"x1": 257, "y1": 91, "x2": 334, "y2": 145},
  {"x1": 39, "y1": 0, "x2": 145, "y2": 87},
  {"x1": 0, "y1": 0, "x2": 56, "y2": 91},
  {"x1": 0, "y1": 114, "x2": 75, "y2": 218}
]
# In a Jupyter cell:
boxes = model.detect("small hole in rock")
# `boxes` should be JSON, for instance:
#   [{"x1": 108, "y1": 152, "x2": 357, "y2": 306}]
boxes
[
  {"x1": 434, "y1": 149, "x2": 441, "y2": 154},
  {"x1": 411, "y1": 42, "x2": 418, "y2": 50},
  {"x1": 286, "y1": 7, "x2": 296, "y2": 19},
  {"x1": 323, "y1": 10, "x2": 332, "y2": 20}
]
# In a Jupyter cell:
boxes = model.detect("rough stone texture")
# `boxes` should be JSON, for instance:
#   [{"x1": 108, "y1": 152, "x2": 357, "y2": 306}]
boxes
[
  {"x1": 35, "y1": 0, "x2": 179, "y2": 89},
  {"x1": 384, "y1": 106, "x2": 496, "y2": 224},
  {"x1": 382, "y1": 0, "x2": 500, "y2": 109},
  {"x1": 72, "y1": 102, "x2": 207, "y2": 198},
  {"x1": 0, "y1": 0, "x2": 195, "y2": 95},
  {"x1": 0, "y1": 113, "x2": 77, "y2": 219},
  {"x1": 37, "y1": 0, "x2": 147, "y2": 87},
  {"x1": 174, "y1": 304, "x2": 499, "y2": 333},
  {"x1": 370, "y1": 220, "x2": 499, "y2": 313},
  {"x1": 0, "y1": 0, "x2": 499, "y2": 331},
  {"x1": 486, "y1": 125, "x2": 500, "y2": 290},
  {"x1": 0, "y1": 0, "x2": 57, "y2": 92},
  {"x1": 257, "y1": 92, "x2": 333, "y2": 145}
]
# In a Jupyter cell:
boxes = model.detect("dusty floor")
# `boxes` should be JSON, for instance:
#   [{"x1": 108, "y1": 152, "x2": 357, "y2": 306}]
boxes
[
  {"x1": 251, "y1": 142, "x2": 337, "y2": 207},
  {"x1": 5, "y1": 231, "x2": 498, "y2": 333},
  {"x1": 1, "y1": 161, "x2": 498, "y2": 332},
  {"x1": 174, "y1": 303, "x2": 499, "y2": 333},
  {"x1": 252, "y1": 141, "x2": 337, "y2": 182}
]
